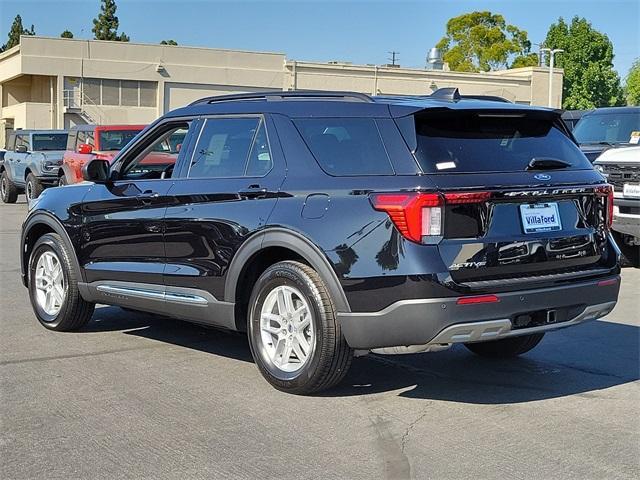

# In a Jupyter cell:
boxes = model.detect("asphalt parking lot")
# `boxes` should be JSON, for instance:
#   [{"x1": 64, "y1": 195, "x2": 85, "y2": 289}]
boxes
[{"x1": 1, "y1": 200, "x2": 638, "y2": 480}]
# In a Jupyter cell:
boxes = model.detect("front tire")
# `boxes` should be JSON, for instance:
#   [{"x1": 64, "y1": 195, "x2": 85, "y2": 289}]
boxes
[
  {"x1": 25, "y1": 173, "x2": 44, "y2": 201},
  {"x1": 28, "y1": 233, "x2": 95, "y2": 331},
  {"x1": 1, "y1": 170, "x2": 18, "y2": 203},
  {"x1": 247, "y1": 261, "x2": 353, "y2": 394},
  {"x1": 465, "y1": 333, "x2": 545, "y2": 358},
  {"x1": 58, "y1": 175, "x2": 68, "y2": 187}
]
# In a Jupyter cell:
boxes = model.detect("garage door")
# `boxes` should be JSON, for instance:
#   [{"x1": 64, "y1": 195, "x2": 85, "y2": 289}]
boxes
[{"x1": 164, "y1": 83, "x2": 275, "y2": 112}]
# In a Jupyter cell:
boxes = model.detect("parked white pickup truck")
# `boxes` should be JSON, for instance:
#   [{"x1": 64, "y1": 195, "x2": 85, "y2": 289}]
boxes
[{"x1": 595, "y1": 146, "x2": 640, "y2": 266}]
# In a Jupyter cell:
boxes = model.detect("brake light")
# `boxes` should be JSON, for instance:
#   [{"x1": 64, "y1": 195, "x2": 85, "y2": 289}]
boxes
[
  {"x1": 444, "y1": 191, "x2": 492, "y2": 204},
  {"x1": 596, "y1": 185, "x2": 614, "y2": 229},
  {"x1": 370, "y1": 192, "x2": 442, "y2": 242},
  {"x1": 370, "y1": 191, "x2": 490, "y2": 243},
  {"x1": 457, "y1": 294, "x2": 500, "y2": 305}
]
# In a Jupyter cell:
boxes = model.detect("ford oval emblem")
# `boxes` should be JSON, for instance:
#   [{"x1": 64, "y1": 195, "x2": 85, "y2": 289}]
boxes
[{"x1": 534, "y1": 173, "x2": 552, "y2": 181}]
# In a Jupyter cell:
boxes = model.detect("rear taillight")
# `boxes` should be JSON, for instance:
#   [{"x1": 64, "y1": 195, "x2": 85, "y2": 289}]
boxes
[
  {"x1": 596, "y1": 185, "x2": 614, "y2": 229},
  {"x1": 370, "y1": 191, "x2": 489, "y2": 243}
]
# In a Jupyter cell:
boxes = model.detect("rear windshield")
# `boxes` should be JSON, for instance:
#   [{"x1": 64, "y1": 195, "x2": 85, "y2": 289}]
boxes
[
  {"x1": 413, "y1": 112, "x2": 591, "y2": 173},
  {"x1": 294, "y1": 118, "x2": 394, "y2": 176},
  {"x1": 32, "y1": 134, "x2": 68, "y2": 151},
  {"x1": 98, "y1": 129, "x2": 141, "y2": 151},
  {"x1": 573, "y1": 111, "x2": 640, "y2": 145}
]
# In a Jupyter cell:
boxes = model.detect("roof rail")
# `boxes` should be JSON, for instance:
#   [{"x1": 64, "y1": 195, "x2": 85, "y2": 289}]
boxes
[
  {"x1": 189, "y1": 90, "x2": 374, "y2": 106},
  {"x1": 429, "y1": 87, "x2": 461, "y2": 101}
]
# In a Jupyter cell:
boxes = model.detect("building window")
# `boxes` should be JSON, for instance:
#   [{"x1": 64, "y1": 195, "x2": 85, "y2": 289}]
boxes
[
  {"x1": 83, "y1": 78, "x2": 101, "y2": 105},
  {"x1": 139, "y1": 81, "x2": 156, "y2": 107},
  {"x1": 102, "y1": 79, "x2": 120, "y2": 106},
  {"x1": 76, "y1": 78, "x2": 157, "y2": 107},
  {"x1": 121, "y1": 80, "x2": 139, "y2": 106}
]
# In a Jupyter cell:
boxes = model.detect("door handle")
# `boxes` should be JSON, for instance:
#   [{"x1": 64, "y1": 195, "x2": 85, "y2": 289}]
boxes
[
  {"x1": 238, "y1": 185, "x2": 268, "y2": 199},
  {"x1": 138, "y1": 190, "x2": 160, "y2": 198},
  {"x1": 137, "y1": 190, "x2": 160, "y2": 204}
]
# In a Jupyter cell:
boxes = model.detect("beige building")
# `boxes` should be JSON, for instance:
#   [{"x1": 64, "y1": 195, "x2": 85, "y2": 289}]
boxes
[{"x1": 0, "y1": 36, "x2": 563, "y2": 148}]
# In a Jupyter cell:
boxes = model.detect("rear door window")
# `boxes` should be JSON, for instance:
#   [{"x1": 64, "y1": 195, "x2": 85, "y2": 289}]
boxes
[
  {"x1": 32, "y1": 133, "x2": 68, "y2": 151},
  {"x1": 188, "y1": 117, "x2": 260, "y2": 178},
  {"x1": 294, "y1": 118, "x2": 394, "y2": 176},
  {"x1": 412, "y1": 112, "x2": 592, "y2": 173}
]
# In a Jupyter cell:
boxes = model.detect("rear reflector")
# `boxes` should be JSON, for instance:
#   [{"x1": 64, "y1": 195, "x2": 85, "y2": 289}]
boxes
[
  {"x1": 597, "y1": 278, "x2": 618, "y2": 287},
  {"x1": 456, "y1": 294, "x2": 500, "y2": 305}
]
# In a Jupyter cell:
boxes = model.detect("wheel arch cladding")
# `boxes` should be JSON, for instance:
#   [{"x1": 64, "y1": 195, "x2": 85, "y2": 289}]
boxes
[
  {"x1": 225, "y1": 228, "x2": 351, "y2": 330},
  {"x1": 21, "y1": 213, "x2": 84, "y2": 289}
]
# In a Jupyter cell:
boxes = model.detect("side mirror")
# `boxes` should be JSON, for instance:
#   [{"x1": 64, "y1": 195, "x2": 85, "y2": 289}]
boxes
[
  {"x1": 82, "y1": 158, "x2": 110, "y2": 183},
  {"x1": 16, "y1": 145, "x2": 28, "y2": 153},
  {"x1": 77, "y1": 143, "x2": 93, "y2": 155}
]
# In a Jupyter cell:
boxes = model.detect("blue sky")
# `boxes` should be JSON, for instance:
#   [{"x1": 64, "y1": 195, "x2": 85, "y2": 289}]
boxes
[{"x1": 1, "y1": 0, "x2": 638, "y2": 78}]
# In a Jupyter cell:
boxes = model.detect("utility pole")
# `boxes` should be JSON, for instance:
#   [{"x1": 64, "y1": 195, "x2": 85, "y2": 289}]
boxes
[
  {"x1": 540, "y1": 48, "x2": 564, "y2": 107},
  {"x1": 388, "y1": 51, "x2": 400, "y2": 66}
]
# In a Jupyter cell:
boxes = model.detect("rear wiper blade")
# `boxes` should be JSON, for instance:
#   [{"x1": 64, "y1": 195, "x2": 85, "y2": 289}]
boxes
[
  {"x1": 581, "y1": 141, "x2": 614, "y2": 146},
  {"x1": 527, "y1": 157, "x2": 572, "y2": 170}
]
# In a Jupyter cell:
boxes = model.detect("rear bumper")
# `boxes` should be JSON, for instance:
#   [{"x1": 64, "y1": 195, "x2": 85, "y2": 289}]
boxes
[{"x1": 337, "y1": 275, "x2": 620, "y2": 349}]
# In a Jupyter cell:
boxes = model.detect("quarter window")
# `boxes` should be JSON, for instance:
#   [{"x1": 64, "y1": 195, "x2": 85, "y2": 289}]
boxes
[
  {"x1": 294, "y1": 118, "x2": 394, "y2": 176},
  {"x1": 189, "y1": 117, "x2": 265, "y2": 178}
]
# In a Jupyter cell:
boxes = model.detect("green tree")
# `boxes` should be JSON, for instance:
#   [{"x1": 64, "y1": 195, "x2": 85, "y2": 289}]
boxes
[
  {"x1": 60, "y1": 30, "x2": 74, "y2": 39},
  {"x1": 436, "y1": 11, "x2": 538, "y2": 72},
  {"x1": 92, "y1": 0, "x2": 129, "y2": 42},
  {"x1": 0, "y1": 14, "x2": 35, "y2": 52},
  {"x1": 160, "y1": 39, "x2": 178, "y2": 46},
  {"x1": 544, "y1": 16, "x2": 623, "y2": 109},
  {"x1": 625, "y1": 59, "x2": 640, "y2": 106}
]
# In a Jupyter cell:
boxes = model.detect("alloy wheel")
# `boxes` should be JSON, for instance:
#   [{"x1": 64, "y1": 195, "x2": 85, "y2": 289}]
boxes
[
  {"x1": 259, "y1": 285, "x2": 314, "y2": 373},
  {"x1": 34, "y1": 251, "x2": 66, "y2": 316}
]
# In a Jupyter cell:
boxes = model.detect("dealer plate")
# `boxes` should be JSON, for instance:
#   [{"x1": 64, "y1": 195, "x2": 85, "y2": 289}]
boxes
[
  {"x1": 623, "y1": 183, "x2": 640, "y2": 198},
  {"x1": 520, "y1": 203, "x2": 562, "y2": 234}
]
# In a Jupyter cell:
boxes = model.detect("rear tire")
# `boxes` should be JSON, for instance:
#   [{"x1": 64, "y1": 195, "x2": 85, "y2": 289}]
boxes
[
  {"x1": 25, "y1": 173, "x2": 44, "y2": 201},
  {"x1": 28, "y1": 233, "x2": 95, "y2": 331},
  {"x1": 1, "y1": 171, "x2": 18, "y2": 203},
  {"x1": 247, "y1": 261, "x2": 353, "y2": 394},
  {"x1": 465, "y1": 333, "x2": 544, "y2": 358}
]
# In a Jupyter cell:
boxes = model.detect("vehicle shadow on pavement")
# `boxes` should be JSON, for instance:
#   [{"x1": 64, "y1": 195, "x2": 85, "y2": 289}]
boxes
[
  {"x1": 84, "y1": 308, "x2": 639, "y2": 404},
  {"x1": 331, "y1": 320, "x2": 640, "y2": 404},
  {"x1": 84, "y1": 306, "x2": 254, "y2": 363}
]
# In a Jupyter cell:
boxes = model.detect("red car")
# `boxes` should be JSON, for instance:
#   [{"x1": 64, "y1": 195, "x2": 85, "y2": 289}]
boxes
[{"x1": 58, "y1": 125, "x2": 182, "y2": 185}]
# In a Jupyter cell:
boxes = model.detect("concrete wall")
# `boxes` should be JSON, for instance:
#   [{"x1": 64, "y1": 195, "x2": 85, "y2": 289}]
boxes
[
  {"x1": 1, "y1": 102, "x2": 51, "y2": 130},
  {"x1": 285, "y1": 61, "x2": 561, "y2": 106}
]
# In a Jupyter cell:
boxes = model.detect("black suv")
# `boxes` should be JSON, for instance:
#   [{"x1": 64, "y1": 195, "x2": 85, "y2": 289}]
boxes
[{"x1": 21, "y1": 89, "x2": 621, "y2": 394}]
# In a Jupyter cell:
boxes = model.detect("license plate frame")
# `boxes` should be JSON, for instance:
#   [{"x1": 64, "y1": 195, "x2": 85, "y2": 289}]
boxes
[
  {"x1": 519, "y1": 202, "x2": 562, "y2": 234},
  {"x1": 623, "y1": 183, "x2": 640, "y2": 198}
]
